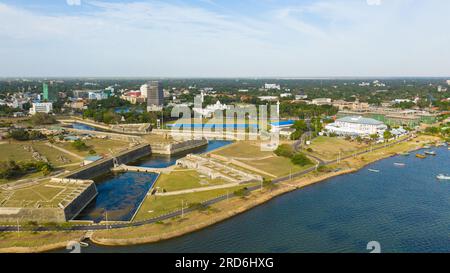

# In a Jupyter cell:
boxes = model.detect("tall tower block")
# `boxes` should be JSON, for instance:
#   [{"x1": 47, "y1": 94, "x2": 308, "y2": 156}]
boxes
[{"x1": 43, "y1": 83, "x2": 49, "y2": 101}]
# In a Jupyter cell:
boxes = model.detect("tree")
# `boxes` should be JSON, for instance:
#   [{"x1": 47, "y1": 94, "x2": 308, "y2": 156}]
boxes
[
  {"x1": 72, "y1": 140, "x2": 89, "y2": 151},
  {"x1": 30, "y1": 113, "x2": 57, "y2": 125},
  {"x1": 8, "y1": 129, "x2": 30, "y2": 141},
  {"x1": 383, "y1": 130, "x2": 393, "y2": 141},
  {"x1": 370, "y1": 134, "x2": 379, "y2": 142},
  {"x1": 291, "y1": 153, "x2": 313, "y2": 166},
  {"x1": 274, "y1": 144, "x2": 294, "y2": 158}
]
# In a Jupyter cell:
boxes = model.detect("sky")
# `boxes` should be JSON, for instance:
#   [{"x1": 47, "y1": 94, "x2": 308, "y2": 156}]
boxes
[{"x1": 0, "y1": 0, "x2": 449, "y2": 78}]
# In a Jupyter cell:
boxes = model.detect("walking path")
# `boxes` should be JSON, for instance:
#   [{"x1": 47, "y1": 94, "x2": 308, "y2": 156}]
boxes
[
  {"x1": 45, "y1": 143, "x2": 84, "y2": 160},
  {"x1": 154, "y1": 182, "x2": 242, "y2": 196}
]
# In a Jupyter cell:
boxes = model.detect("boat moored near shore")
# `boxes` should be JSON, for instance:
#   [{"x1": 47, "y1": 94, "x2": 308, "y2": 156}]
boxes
[{"x1": 437, "y1": 174, "x2": 450, "y2": 181}]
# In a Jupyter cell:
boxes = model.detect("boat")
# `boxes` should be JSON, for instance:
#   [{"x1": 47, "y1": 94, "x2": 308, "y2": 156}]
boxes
[
  {"x1": 425, "y1": 151, "x2": 436, "y2": 156},
  {"x1": 394, "y1": 163, "x2": 406, "y2": 166},
  {"x1": 79, "y1": 241, "x2": 89, "y2": 248},
  {"x1": 423, "y1": 145, "x2": 431, "y2": 149},
  {"x1": 368, "y1": 169, "x2": 380, "y2": 173},
  {"x1": 399, "y1": 152, "x2": 410, "y2": 156},
  {"x1": 437, "y1": 174, "x2": 450, "y2": 181},
  {"x1": 416, "y1": 154, "x2": 427, "y2": 159}
]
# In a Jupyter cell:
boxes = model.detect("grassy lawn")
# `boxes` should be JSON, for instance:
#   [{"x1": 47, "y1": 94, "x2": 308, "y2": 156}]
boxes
[
  {"x1": 0, "y1": 141, "x2": 80, "y2": 167},
  {"x1": 0, "y1": 141, "x2": 35, "y2": 162},
  {"x1": 306, "y1": 136, "x2": 368, "y2": 161},
  {"x1": 240, "y1": 156, "x2": 312, "y2": 178},
  {"x1": 155, "y1": 169, "x2": 228, "y2": 192},
  {"x1": 0, "y1": 231, "x2": 85, "y2": 251},
  {"x1": 55, "y1": 138, "x2": 129, "y2": 157},
  {"x1": 134, "y1": 185, "x2": 251, "y2": 221},
  {"x1": 212, "y1": 141, "x2": 274, "y2": 159}
]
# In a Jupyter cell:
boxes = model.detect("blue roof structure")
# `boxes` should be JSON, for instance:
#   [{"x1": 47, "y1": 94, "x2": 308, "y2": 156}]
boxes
[
  {"x1": 84, "y1": 155, "x2": 103, "y2": 162},
  {"x1": 270, "y1": 120, "x2": 294, "y2": 127}
]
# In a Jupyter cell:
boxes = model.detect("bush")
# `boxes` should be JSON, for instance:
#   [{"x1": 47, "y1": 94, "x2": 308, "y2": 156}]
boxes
[
  {"x1": 72, "y1": 140, "x2": 89, "y2": 151},
  {"x1": 274, "y1": 144, "x2": 294, "y2": 158},
  {"x1": 291, "y1": 153, "x2": 313, "y2": 166},
  {"x1": 30, "y1": 113, "x2": 57, "y2": 125},
  {"x1": 8, "y1": 129, "x2": 45, "y2": 141}
]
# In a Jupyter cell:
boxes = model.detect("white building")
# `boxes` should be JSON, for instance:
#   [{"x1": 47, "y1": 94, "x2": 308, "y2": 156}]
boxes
[
  {"x1": 280, "y1": 93, "x2": 292, "y2": 98},
  {"x1": 193, "y1": 101, "x2": 229, "y2": 118},
  {"x1": 447, "y1": 80, "x2": 450, "y2": 86},
  {"x1": 30, "y1": 102, "x2": 53, "y2": 115},
  {"x1": 264, "y1": 83, "x2": 281, "y2": 90},
  {"x1": 311, "y1": 98, "x2": 332, "y2": 105},
  {"x1": 140, "y1": 84, "x2": 149, "y2": 98},
  {"x1": 88, "y1": 91, "x2": 108, "y2": 100},
  {"x1": 258, "y1": 96, "x2": 279, "y2": 102},
  {"x1": 325, "y1": 116, "x2": 387, "y2": 137}
]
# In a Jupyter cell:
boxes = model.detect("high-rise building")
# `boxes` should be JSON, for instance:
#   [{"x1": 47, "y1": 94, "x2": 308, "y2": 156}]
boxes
[
  {"x1": 43, "y1": 83, "x2": 49, "y2": 101},
  {"x1": 147, "y1": 81, "x2": 164, "y2": 111}
]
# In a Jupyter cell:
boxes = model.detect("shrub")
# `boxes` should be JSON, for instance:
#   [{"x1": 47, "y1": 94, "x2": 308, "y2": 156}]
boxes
[
  {"x1": 72, "y1": 140, "x2": 89, "y2": 151},
  {"x1": 291, "y1": 153, "x2": 313, "y2": 166},
  {"x1": 274, "y1": 144, "x2": 294, "y2": 158}
]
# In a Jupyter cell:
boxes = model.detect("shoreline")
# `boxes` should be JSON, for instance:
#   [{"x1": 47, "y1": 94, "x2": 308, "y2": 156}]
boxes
[{"x1": 0, "y1": 135, "x2": 439, "y2": 252}]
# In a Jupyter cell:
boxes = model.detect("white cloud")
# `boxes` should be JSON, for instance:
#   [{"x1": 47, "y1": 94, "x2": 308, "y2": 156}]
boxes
[
  {"x1": 66, "y1": 0, "x2": 81, "y2": 6},
  {"x1": 0, "y1": 0, "x2": 449, "y2": 77},
  {"x1": 367, "y1": 0, "x2": 382, "y2": 6}
]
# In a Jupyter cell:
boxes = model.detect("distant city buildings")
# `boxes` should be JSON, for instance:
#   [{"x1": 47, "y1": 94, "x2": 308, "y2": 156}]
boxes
[
  {"x1": 258, "y1": 96, "x2": 279, "y2": 102},
  {"x1": 437, "y1": 85, "x2": 448, "y2": 92},
  {"x1": 310, "y1": 98, "x2": 332, "y2": 106},
  {"x1": 30, "y1": 102, "x2": 53, "y2": 115},
  {"x1": 147, "y1": 81, "x2": 164, "y2": 112},
  {"x1": 325, "y1": 116, "x2": 387, "y2": 137},
  {"x1": 280, "y1": 93, "x2": 292, "y2": 98},
  {"x1": 264, "y1": 83, "x2": 281, "y2": 90}
]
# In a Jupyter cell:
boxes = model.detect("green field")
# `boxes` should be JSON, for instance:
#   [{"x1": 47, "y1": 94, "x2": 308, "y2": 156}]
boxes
[
  {"x1": 239, "y1": 156, "x2": 312, "y2": 178},
  {"x1": 134, "y1": 185, "x2": 251, "y2": 221},
  {"x1": 212, "y1": 141, "x2": 274, "y2": 159},
  {"x1": 155, "y1": 169, "x2": 228, "y2": 192},
  {"x1": 306, "y1": 136, "x2": 368, "y2": 161},
  {"x1": 55, "y1": 138, "x2": 129, "y2": 157}
]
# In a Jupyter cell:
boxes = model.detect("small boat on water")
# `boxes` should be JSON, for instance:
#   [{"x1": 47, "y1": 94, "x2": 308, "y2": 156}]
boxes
[
  {"x1": 423, "y1": 145, "x2": 432, "y2": 149},
  {"x1": 416, "y1": 154, "x2": 427, "y2": 159},
  {"x1": 79, "y1": 241, "x2": 89, "y2": 248},
  {"x1": 399, "y1": 152, "x2": 410, "y2": 156},
  {"x1": 394, "y1": 163, "x2": 406, "y2": 166},
  {"x1": 369, "y1": 169, "x2": 380, "y2": 173},
  {"x1": 425, "y1": 151, "x2": 436, "y2": 156},
  {"x1": 437, "y1": 174, "x2": 450, "y2": 181}
]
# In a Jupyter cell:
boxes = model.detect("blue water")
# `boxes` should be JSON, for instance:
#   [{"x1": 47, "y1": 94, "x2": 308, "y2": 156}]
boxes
[
  {"x1": 72, "y1": 123, "x2": 96, "y2": 131},
  {"x1": 167, "y1": 124, "x2": 258, "y2": 129},
  {"x1": 75, "y1": 172, "x2": 158, "y2": 223},
  {"x1": 84, "y1": 147, "x2": 450, "y2": 253},
  {"x1": 136, "y1": 140, "x2": 232, "y2": 168},
  {"x1": 75, "y1": 140, "x2": 231, "y2": 222}
]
